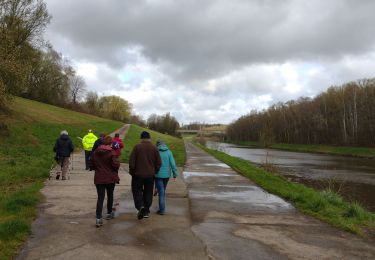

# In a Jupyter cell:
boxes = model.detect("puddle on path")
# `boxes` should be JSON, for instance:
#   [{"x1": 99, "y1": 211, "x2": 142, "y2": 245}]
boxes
[{"x1": 183, "y1": 171, "x2": 236, "y2": 179}]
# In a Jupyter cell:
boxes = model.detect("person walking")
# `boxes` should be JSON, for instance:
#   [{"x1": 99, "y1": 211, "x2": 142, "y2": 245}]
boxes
[
  {"x1": 129, "y1": 131, "x2": 161, "y2": 220},
  {"x1": 155, "y1": 140, "x2": 178, "y2": 215},
  {"x1": 112, "y1": 133, "x2": 124, "y2": 157},
  {"x1": 92, "y1": 133, "x2": 106, "y2": 153},
  {"x1": 91, "y1": 135, "x2": 120, "y2": 227},
  {"x1": 53, "y1": 130, "x2": 74, "y2": 180},
  {"x1": 82, "y1": 130, "x2": 98, "y2": 170}
]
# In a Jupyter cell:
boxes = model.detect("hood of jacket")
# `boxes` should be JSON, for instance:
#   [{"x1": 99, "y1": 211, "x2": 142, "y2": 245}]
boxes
[
  {"x1": 158, "y1": 144, "x2": 169, "y2": 152},
  {"x1": 60, "y1": 134, "x2": 70, "y2": 141},
  {"x1": 96, "y1": 145, "x2": 113, "y2": 155}
]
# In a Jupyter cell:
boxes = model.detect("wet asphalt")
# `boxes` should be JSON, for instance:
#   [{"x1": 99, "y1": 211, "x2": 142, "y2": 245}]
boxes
[{"x1": 183, "y1": 142, "x2": 375, "y2": 259}]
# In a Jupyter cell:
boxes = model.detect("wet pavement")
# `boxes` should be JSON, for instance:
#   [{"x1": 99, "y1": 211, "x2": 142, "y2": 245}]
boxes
[
  {"x1": 184, "y1": 142, "x2": 375, "y2": 259},
  {"x1": 207, "y1": 141, "x2": 375, "y2": 211},
  {"x1": 16, "y1": 133, "x2": 375, "y2": 259},
  {"x1": 17, "y1": 126, "x2": 208, "y2": 260}
]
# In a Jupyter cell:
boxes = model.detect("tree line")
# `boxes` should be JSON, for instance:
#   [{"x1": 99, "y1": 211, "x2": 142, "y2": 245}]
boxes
[
  {"x1": 0, "y1": 0, "x2": 136, "y2": 123},
  {"x1": 227, "y1": 78, "x2": 375, "y2": 147}
]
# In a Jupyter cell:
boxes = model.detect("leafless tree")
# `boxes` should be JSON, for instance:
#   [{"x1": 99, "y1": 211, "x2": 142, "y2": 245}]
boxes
[{"x1": 69, "y1": 74, "x2": 86, "y2": 104}]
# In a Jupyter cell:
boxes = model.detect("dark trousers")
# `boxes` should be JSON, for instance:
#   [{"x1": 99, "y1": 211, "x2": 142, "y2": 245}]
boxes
[
  {"x1": 131, "y1": 176, "x2": 154, "y2": 213},
  {"x1": 84, "y1": 150, "x2": 92, "y2": 170},
  {"x1": 95, "y1": 183, "x2": 115, "y2": 219}
]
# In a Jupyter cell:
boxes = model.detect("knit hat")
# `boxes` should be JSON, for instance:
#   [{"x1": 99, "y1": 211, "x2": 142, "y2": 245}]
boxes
[
  {"x1": 103, "y1": 135, "x2": 112, "y2": 145},
  {"x1": 140, "y1": 131, "x2": 151, "y2": 139},
  {"x1": 60, "y1": 130, "x2": 68, "y2": 135}
]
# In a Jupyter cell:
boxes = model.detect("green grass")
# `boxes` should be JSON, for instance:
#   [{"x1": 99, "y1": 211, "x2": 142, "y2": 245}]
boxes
[
  {"x1": 121, "y1": 124, "x2": 185, "y2": 166},
  {"x1": 231, "y1": 140, "x2": 375, "y2": 158},
  {"x1": 196, "y1": 143, "x2": 375, "y2": 235},
  {"x1": 0, "y1": 97, "x2": 124, "y2": 260}
]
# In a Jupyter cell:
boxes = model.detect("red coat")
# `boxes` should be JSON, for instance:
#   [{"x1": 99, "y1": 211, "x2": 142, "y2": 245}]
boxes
[
  {"x1": 112, "y1": 136, "x2": 124, "y2": 157},
  {"x1": 92, "y1": 145, "x2": 120, "y2": 184}
]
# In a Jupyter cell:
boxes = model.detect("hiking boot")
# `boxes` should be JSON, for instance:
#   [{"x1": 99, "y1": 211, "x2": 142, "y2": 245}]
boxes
[
  {"x1": 95, "y1": 218, "x2": 103, "y2": 227},
  {"x1": 106, "y1": 212, "x2": 115, "y2": 220},
  {"x1": 137, "y1": 207, "x2": 145, "y2": 220}
]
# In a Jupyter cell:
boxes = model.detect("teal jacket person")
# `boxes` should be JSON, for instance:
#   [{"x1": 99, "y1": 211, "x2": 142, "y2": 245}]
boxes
[{"x1": 155, "y1": 142, "x2": 178, "y2": 178}]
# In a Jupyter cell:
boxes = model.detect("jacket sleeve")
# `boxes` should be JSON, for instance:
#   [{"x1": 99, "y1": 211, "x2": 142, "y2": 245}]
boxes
[
  {"x1": 91, "y1": 151, "x2": 96, "y2": 170},
  {"x1": 69, "y1": 140, "x2": 74, "y2": 153},
  {"x1": 129, "y1": 146, "x2": 136, "y2": 175},
  {"x1": 168, "y1": 151, "x2": 178, "y2": 177},
  {"x1": 111, "y1": 151, "x2": 120, "y2": 170},
  {"x1": 155, "y1": 148, "x2": 162, "y2": 173}
]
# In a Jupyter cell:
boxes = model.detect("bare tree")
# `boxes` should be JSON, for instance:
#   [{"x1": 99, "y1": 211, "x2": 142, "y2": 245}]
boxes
[{"x1": 69, "y1": 74, "x2": 86, "y2": 104}]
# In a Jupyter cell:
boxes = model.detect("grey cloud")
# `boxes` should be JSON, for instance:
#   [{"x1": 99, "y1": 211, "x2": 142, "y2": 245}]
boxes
[{"x1": 46, "y1": 0, "x2": 375, "y2": 81}]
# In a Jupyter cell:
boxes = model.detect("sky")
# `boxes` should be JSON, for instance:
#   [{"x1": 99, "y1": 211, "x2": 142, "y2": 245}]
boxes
[{"x1": 44, "y1": 0, "x2": 375, "y2": 124}]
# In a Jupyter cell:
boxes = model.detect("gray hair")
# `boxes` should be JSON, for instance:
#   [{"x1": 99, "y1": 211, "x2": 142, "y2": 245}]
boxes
[{"x1": 60, "y1": 130, "x2": 68, "y2": 135}]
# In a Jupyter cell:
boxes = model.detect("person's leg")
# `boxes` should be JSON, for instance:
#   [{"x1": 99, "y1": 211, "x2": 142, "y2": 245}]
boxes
[
  {"x1": 131, "y1": 176, "x2": 144, "y2": 211},
  {"x1": 106, "y1": 183, "x2": 115, "y2": 217},
  {"x1": 84, "y1": 150, "x2": 90, "y2": 170},
  {"x1": 95, "y1": 184, "x2": 106, "y2": 219},
  {"x1": 143, "y1": 177, "x2": 154, "y2": 214},
  {"x1": 61, "y1": 157, "x2": 69, "y2": 180},
  {"x1": 155, "y1": 178, "x2": 165, "y2": 213}
]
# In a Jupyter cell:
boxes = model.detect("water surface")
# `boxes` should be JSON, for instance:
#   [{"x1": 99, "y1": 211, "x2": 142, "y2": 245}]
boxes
[{"x1": 206, "y1": 141, "x2": 375, "y2": 211}]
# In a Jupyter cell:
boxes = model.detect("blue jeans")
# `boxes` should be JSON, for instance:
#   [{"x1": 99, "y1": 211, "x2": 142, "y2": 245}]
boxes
[{"x1": 155, "y1": 178, "x2": 169, "y2": 213}]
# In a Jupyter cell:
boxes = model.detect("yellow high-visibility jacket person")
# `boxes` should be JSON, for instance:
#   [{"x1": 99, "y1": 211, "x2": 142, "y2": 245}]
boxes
[{"x1": 82, "y1": 130, "x2": 98, "y2": 170}]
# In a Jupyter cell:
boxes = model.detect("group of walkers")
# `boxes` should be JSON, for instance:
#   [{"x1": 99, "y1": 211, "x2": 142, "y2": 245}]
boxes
[{"x1": 53, "y1": 129, "x2": 178, "y2": 227}]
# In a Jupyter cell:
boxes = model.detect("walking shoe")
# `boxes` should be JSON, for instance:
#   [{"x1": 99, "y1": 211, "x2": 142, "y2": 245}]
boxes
[
  {"x1": 143, "y1": 211, "x2": 150, "y2": 218},
  {"x1": 56, "y1": 174, "x2": 60, "y2": 180},
  {"x1": 106, "y1": 212, "x2": 115, "y2": 220},
  {"x1": 137, "y1": 207, "x2": 145, "y2": 220},
  {"x1": 156, "y1": 210, "x2": 165, "y2": 215},
  {"x1": 95, "y1": 218, "x2": 103, "y2": 227}
]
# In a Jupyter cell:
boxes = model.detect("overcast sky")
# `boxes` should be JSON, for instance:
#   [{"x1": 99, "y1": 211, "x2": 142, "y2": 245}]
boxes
[{"x1": 44, "y1": 0, "x2": 375, "y2": 124}]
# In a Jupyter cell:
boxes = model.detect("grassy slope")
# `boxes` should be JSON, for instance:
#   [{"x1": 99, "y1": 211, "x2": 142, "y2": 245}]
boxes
[
  {"x1": 232, "y1": 140, "x2": 375, "y2": 158},
  {"x1": 0, "y1": 97, "x2": 124, "y2": 260},
  {"x1": 121, "y1": 124, "x2": 185, "y2": 166},
  {"x1": 197, "y1": 143, "x2": 375, "y2": 235}
]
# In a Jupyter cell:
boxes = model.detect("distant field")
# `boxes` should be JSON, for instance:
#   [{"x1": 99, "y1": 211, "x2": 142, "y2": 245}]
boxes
[
  {"x1": 0, "y1": 97, "x2": 124, "y2": 260},
  {"x1": 121, "y1": 124, "x2": 185, "y2": 166},
  {"x1": 231, "y1": 140, "x2": 375, "y2": 158}
]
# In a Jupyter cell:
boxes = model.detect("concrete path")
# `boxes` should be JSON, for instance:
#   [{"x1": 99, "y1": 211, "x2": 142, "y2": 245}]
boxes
[
  {"x1": 17, "y1": 127, "x2": 208, "y2": 260},
  {"x1": 184, "y1": 142, "x2": 375, "y2": 260},
  {"x1": 17, "y1": 135, "x2": 375, "y2": 259}
]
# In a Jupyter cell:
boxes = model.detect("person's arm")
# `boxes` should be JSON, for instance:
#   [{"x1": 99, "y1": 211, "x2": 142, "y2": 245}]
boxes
[
  {"x1": 111, "y1": 151, "x2": 120, "y2": 170},
  {"x1": 91, "y1": 151, "x2": 96, "y2": 170},
  {"x1": 119, "y1": 139, "x2": 124, "y2": 149},
  {"x1": 169, "y1": 151, "x2": 178, "y2": 178},
  {"x1": 129, "y1": 146, "x2": 137, "y2": 175},
  {"x1": 69, "y1": 140, "x2": 74, "y2": 153},
  {"x1": 155, "y1": 148, "x2": 162, "y2": 173}
]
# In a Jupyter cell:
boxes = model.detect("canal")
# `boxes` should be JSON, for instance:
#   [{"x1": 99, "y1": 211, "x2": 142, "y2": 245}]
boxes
[{"x1": 206, "y1": 141, "x2": 375, "y2": 212}]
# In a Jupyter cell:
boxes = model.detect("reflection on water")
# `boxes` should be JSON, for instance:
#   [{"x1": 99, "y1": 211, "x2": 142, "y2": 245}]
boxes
[{"x1": 206, "y1": 141, "x2": 375, "y2": 211}]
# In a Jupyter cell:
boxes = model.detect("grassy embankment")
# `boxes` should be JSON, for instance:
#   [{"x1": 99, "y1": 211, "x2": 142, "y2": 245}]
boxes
[
  {"x1": 121, "y1": 124, "x2": 185, "y2": 166},
  {"x1": 196, "y1": 143, "x2": 375, "y2": 235},
  {"x1": 0, "y1": 97, "x2": 124, "y2": 260},
  {"x1": 232, "y1": 140, "x2": 375, "y2": 158}
]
